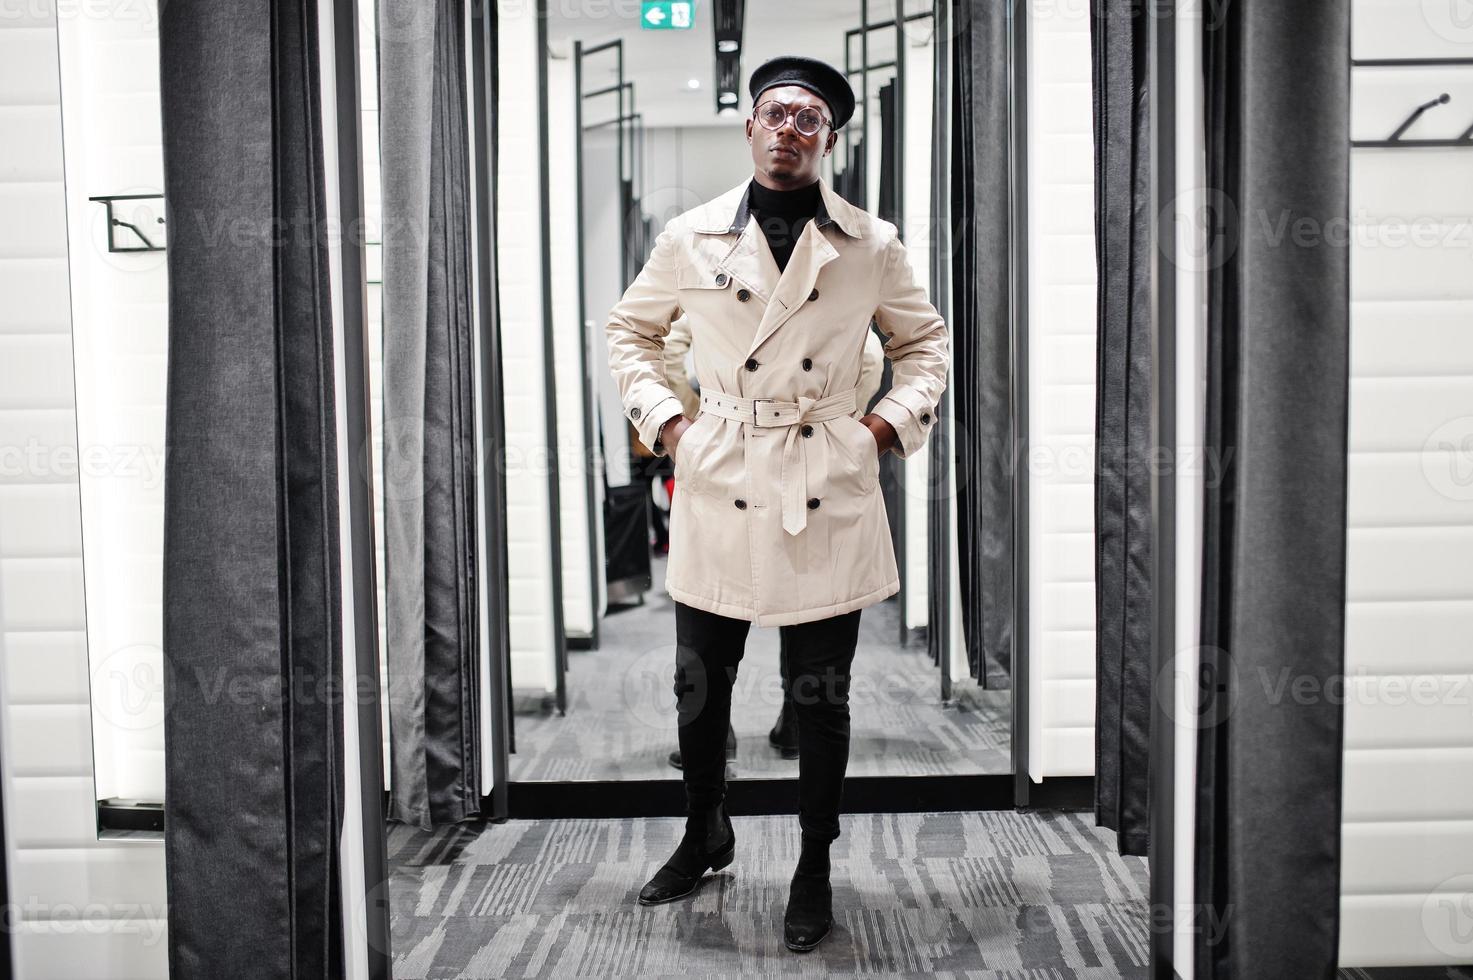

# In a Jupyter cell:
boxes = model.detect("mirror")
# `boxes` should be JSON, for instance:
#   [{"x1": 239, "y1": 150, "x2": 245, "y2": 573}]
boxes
[
  {"x1": 497, "y1": 0, "x2": 1013, "y2": 792},
  {"x1": 55, "y1": 1, "x2": 170, "y2": 831}
]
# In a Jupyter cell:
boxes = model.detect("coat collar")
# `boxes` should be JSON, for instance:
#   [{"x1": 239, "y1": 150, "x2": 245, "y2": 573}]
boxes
[
  {"x1": 691, "y1": 175, "x2": 859, "y2": 359},
  {"x1": 691, "y1": 175, "x2": 866, "y2": 239}
]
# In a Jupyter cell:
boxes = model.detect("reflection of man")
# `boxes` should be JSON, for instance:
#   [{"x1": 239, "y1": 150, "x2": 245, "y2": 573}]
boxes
[
  {"x1": 663, "y1": 318, "x2": 885, "y2": 770},
  {"x1": 606, "y1": 54, "x2": 948, "y2": 952}
]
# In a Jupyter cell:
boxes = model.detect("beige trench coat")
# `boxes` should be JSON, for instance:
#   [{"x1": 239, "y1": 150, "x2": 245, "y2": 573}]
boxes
[{"x1": 605, "y1": 176, "x2": 950, "y2": 626}]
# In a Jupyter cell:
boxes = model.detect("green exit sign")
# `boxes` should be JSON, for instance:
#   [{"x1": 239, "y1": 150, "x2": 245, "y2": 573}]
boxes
[{"x1": 641, "y1": 1, "x2": 693, "y2": 30}]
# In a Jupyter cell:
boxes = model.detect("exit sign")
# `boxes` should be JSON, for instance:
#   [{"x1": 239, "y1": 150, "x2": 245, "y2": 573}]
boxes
[{"x1": 641, "y1": 1, "x2": 693, "y2": 30}]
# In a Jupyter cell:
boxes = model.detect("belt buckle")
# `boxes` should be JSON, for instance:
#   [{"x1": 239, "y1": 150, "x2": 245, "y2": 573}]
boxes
[{"x1": 750, "y1": 397, "x2": 781, "y2": 427}]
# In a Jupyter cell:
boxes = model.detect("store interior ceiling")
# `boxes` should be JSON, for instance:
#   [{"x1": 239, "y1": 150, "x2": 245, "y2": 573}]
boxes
[{"x1": 548, "y1": 0, "x2": 911, "y2": 129}]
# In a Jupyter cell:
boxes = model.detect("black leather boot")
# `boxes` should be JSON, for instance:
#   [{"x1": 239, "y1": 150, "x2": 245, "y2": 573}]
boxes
[
  {"x1": 783, "y1": 835, "x2": 833, "y2": 951},
  {"x1": 768, "y1": 698, "x2": 799, "y2": 760},
  {"x1": 667, "y1": 721, "x2": 738, "y2": 770},
  {"x1": 637, "y1": 800, "x2": 736, "y2": 905}
]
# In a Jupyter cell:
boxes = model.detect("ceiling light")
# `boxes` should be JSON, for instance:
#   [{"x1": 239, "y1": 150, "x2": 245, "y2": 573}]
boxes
[
  {"x1": 687, "y1": 78, "x2": 700, "y2": 89},
  {"x1": 717, "y1": 39, "x2": 739, "y2": 53},
  {"x1": 718, "y1": 91, "x2": 738, "y2": 105}
]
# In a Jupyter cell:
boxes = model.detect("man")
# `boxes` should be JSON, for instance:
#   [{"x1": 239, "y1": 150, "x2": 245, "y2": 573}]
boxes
[{"x1": 605, "y1": 55, "x2": 949, "y2": 952}]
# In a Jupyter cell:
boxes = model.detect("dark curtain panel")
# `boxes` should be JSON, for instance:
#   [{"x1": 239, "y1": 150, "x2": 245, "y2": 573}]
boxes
[
  {"x1": 381, "y1": 0, "x2": 482, "y2": 830},
  {"x1": 1089, "y1": 0, "x2": 1153, "y2": 858},
  {"x1": 621, "y1": 177, "x2": 638, "y2": 284},
  {"x1": 159, "y1": 0, "x2": 345, "y2": 975},
  {"x1": 877, "y1": 79, "x2": 899, "y2": 224},
  {"x1": 1195, "y1": 3, "x2": 1350, "y2": 977},
  {"x1": 951, "y1": 0, "x2": 1013, "y2": 687},
  {"x1": 834, "y1": 136, "x2": 866, "y2": 208}
]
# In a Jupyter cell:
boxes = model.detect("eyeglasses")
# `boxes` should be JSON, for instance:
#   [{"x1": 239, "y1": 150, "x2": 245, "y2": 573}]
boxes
[{"x1": 753, "y1": 100, "x2": 831, "y2": 138}]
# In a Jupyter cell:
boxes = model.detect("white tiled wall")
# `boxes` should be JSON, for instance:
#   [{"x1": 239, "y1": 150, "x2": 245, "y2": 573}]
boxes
[
  {"x1": 901, "y1": 5, "x2": 934, "y2": 632},
  {"x1": 547, "y1": 51, "x2": 598, "y2": 639},
  {"x1": 0, "y1": 4, "x2": 168, "y2": 977},
  {"x1": 1026, "y1": 0, "x2": 1098, "y2": 779},
  {"x1": 1340, "y1": 3, "x2": 1473, "y2": 966},
  {"x1": 498, "y1": 4, "x2": 560, "y2": 694}
]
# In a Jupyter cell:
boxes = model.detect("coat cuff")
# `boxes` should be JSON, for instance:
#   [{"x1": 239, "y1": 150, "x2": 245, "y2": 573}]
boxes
[
  {"x1": 628, "y1": 391, "x2": 685, "y2": 457},
  {"x1": 870, "y1": 386, "x2": 938, "y2": 460}
]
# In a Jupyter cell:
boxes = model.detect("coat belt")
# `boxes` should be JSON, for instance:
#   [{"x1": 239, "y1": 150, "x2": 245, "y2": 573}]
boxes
[{"x1": 697, "y1": 385, "x2": 861, "y2": 536}]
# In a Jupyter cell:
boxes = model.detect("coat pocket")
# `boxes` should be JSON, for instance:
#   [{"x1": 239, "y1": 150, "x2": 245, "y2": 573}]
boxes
[
  {"x1": 672, "y1": 412, "x2": 716, "y2": 489},
  {"x1": 826, "y1": 415, "x2": 881, "y2": 493}
]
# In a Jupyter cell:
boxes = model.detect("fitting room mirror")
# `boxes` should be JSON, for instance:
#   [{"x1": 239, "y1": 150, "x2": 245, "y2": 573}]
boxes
[
  {"x1": 472, "y1": 0, "x2": 1020, "y2": 800},
  {"x1": 52, "y1": 0, "x2": 170, "y2": 832}
]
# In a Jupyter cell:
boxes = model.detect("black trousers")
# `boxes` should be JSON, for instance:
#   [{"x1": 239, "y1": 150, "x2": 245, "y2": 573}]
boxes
[{"x1": 673, "y1": 599, "x2": 863, "y2": 842}]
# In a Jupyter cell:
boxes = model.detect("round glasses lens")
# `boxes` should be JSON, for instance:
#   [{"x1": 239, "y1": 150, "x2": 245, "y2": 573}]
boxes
[
  {"x1": 794, "y1": 108, "x2": 823, "y2": 135},
  {"x1": 758, "y1": 103, "x2": 787, "y2": 129}
]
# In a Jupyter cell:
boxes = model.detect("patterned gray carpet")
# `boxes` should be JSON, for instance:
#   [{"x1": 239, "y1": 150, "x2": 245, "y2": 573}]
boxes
[
  {"x1": 385, "y1": 809, "x2": 1151, "y2": 978},
  {"x1": 508, "y1": 556, "x2": 1011, "y2": 782}
]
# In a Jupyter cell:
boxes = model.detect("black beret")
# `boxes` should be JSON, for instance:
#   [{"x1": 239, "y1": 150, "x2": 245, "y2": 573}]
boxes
[{"x1": 748, "y1": 55, "x2": 856, "y2": 130}]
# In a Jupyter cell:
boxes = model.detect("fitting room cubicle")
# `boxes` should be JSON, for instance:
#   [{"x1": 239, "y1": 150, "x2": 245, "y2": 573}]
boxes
[{"x1": 0, "y1": 0, "x2": 1470, "y2": 977}]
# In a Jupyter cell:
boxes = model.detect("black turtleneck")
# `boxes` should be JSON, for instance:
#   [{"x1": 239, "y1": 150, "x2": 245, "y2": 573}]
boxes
[{"x1": 747, "y1": 177, "x2": 820, "y2": 272}]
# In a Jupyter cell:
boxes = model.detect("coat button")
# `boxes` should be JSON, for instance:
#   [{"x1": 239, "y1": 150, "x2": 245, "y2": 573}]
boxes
[
  {"x1": 920, "y1": 412, "x2": 931, "y2": 424},
  {"x1": 744, "y1": 357, "x2": 758, "y2": 371},
  {"x1": 808, "y1": 288, "x2": 819, "y2": 302},
  {"x1": 801, "y1": 357, "x2": 813, "y2": 371},
  {"x1": 807, "y1": 497, "x2": 820, "y2": 509},
  {"x1": 630, "y1": 407, "x2": 641, "y2": 419},
  {"x1": 715, "y1": 273, "x2": 728, "y2": 286},
  {"x1": 737, "y1": 288, "x2": 750, "y2": 302},
  {"x1": 734, "y1": 498, "x2": 747, "y2": 509},
  {"x1": 801, "y1": 424, "x2": 813, "y2": 437}
]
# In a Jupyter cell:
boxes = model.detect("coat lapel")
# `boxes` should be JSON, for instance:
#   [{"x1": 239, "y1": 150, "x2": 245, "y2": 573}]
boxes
[
  {"x1": 693, "y1": 176, "x2": 859, "y2": 358},
  {"x1": 714, "y1": 217, "x2": 779, "y2": 306},
  {"x1": 744, "y1": 221, "x2": 839, "y2": 358}
]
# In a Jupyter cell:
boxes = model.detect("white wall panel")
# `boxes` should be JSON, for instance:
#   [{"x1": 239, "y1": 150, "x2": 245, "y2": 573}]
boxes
[
  {"x1": 546, "y1": 51, "x2": 596, "y2": 639},
  {"x1": 1341, "y1": 4, "x2": 1473, "y2": 965},
  {"x1": 0, "y1": 5, "x2": 168, "y2": 976},
  {"x1": 901, "y1": 6, "x2": 934, "y2": 631},
  {"x1": 498, "y1": 4, "x2": 560, "y2": 694},
  {"x1": 1025, "y1": 0, "x2": 1098, "y2": 781}
]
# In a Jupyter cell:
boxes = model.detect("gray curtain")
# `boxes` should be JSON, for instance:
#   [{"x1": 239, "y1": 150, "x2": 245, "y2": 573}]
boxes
[
  {"x1": 1089, "y1": 0, "x2": 1152, "y2": 858},
  {"x1": 381, "y1": 0, "x2": 483, "y2": 829},
  {"x1": 950, "y1": 0, "x2": 1014, "y2": 687},
  {"x1": 1195, "y1": 3, "x2": 1350, "y2": 976},
  {"x1": 159, "y1": 0, "x2": 345, "y2": 975}
]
